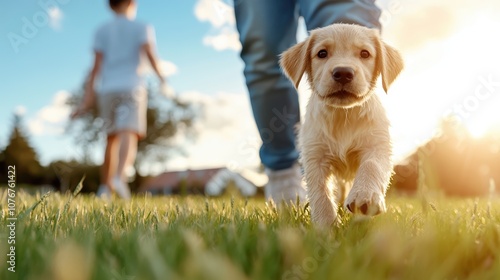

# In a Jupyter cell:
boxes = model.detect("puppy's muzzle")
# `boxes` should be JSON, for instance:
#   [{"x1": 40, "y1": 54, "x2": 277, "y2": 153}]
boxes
[{"x1": 332, "y1": 67, "x2": 354, "y2": 85}]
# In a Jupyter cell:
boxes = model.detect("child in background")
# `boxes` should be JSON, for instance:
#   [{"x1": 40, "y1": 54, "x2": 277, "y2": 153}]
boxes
[{"x1": 71, "y1": 0, "x2": 165, "y2": 199}]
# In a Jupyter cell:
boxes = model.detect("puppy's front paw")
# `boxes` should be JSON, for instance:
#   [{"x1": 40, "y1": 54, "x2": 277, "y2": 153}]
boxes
[{"x1": 344, "y1": 187, "x2": 386, "y2": 216}]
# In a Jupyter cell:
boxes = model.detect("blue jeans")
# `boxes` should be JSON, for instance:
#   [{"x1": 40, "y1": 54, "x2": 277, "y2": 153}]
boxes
[{"x1": 234, "y1": 0, "x2": 381, "y2": 170}]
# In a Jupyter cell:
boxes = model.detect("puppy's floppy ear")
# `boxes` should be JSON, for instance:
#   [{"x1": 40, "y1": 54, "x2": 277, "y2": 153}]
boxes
[
  {"x1": 375, "y1": 34, "x2": 404, "y2": 93},
  {"x1": 279, "y1": 36, "x2": 313, "y2": 89}
]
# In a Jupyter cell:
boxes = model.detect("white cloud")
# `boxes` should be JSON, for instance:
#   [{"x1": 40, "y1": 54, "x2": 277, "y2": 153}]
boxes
[
  {"x1": 202, "y1": 27, "x2": 241, "y2": 51},
  {"x1": 140, "y1": 60, "x2": 178, "y2": 78},
  {"x1": 194, "y1": 0, "x2": 235, "y2": 27},
  {"x1": 15, "y1": 105, "x2": 27, "y2": 116},
  {"x1": 194, "y1": 0, "x2": 241, "y2": 51},
  {"x1": 28, "y1": 91, "x2": 71, "y2": 136},
  {"x1": 159, "y1": 60, "x2": 178, "y2": 77},
  {"x1": 162, "y1": 91, "x2": 260, "y2": 171},
  {"x1": 48, "y1": 7, "x2": 63, "y2": 30}
]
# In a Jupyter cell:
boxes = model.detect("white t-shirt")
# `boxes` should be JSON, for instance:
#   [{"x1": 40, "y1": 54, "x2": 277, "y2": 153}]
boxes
[{"x1": 93, "y1": 15, "x2": 156, "y2": 94}]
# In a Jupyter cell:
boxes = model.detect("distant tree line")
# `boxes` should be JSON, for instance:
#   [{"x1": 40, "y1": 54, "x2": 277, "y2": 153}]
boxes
[{"x1": 0, "y1": 114, "x2": 47, "y2": 185}]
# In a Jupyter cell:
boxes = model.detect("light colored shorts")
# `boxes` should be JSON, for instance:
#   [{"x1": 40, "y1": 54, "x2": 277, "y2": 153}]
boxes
[{"x1": 97, "y1": 89, "x2": 147, "y2": 138}]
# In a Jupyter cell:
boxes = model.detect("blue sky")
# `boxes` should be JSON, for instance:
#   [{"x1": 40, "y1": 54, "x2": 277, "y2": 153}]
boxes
[
  {"x1": 2, "y1": 0, "x2": 500, "y2": 175},
  {"x1": 1, "y1": 0, "x2": 250, "y2": 171}
]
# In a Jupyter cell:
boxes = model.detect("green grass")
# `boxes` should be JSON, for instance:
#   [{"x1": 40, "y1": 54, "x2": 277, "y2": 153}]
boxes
[{"x1": 1, "y1": 189, "x2": 500, "y2": 280}]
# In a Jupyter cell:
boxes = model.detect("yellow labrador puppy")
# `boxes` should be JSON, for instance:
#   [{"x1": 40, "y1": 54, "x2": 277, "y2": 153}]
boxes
[{"x1": 280, "y1": 24, "x2": 403, "y2": 227}]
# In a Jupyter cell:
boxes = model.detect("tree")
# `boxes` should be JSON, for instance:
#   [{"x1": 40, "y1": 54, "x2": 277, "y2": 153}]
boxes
[
  {"x1": 66, "y1": 79, "x2": 198, "y2": 175},
  {"x1": 0, "y1": 114, "x2": 45, "y2": 185}
]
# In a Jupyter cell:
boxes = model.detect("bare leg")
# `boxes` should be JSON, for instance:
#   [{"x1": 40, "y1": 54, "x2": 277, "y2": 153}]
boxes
[
  {"x1": 116, "y1": 131, "x2": 138, "y2": 181},
  {"x1": 101, "y1": 134, "x2": 119, "y2": 192}
]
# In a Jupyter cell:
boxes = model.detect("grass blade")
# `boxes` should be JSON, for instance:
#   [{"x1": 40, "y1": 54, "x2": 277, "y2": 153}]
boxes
[{"x1": 17, "y1": 191, "x2": 52, "y2": 220}]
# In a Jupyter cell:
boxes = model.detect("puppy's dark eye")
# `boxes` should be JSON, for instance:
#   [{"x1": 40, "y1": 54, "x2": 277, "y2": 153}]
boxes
[
  {"x1": 317, "y1": 50, "x2": 328, "y2": 58},
  {"x1": 360, "y1": 50, "x2": 370, "y2": 58}
]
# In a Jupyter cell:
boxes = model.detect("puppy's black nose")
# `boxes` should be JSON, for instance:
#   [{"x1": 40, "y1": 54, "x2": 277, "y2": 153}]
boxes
[{"x1": 332, "y1": 67, "x2": 354, "y2": 84}]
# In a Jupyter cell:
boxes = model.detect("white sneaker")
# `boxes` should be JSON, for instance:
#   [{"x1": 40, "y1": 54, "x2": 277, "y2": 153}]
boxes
[
  {"x1": 265, "y1": 163, "x2": 307, "y2": 205},
  {"x1": 96, "y1": 184, "x2": 112, "y2": 200},
  {"x1": 113, "y1": 176, "x2": 131, "y2": 200}
]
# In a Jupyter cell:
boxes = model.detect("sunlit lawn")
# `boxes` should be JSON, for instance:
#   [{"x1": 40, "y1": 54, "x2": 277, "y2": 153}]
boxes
[{"x1": 1, "y1": 188, "x2": 500, "y2": 280}]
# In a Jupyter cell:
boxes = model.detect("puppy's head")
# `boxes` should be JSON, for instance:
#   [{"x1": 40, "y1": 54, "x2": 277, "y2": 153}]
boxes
[{"x1": 280, "y1": 24, "x2": 404, "y2": 108}]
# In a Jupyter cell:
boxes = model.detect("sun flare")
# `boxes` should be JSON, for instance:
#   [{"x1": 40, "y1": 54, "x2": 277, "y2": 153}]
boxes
[{"x1": 381, "y1": 10, "x2": 500, "y2": 160}]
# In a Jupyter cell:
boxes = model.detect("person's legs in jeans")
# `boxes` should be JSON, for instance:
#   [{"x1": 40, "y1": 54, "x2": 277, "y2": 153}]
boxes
[
  {"x1": 234, "y1": 0, "x2": 306, "y2": 203},
  {"x1": 235, "y1": 0, "x2": 300, "y2": 171},
  {"x1": 298, "y1": 0, "x2": 381, "y2": 30}
]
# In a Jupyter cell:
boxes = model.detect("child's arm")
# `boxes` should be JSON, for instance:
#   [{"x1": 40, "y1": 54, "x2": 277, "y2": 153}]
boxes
[
  {"x1": 71, "y1": 51, "x2": 102, "y2": 119},
  {"x1": 142, "y1": 43, "x2": 165, "y2": 84}
]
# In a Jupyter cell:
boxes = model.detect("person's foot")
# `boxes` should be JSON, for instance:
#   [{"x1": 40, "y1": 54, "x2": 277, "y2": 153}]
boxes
[
  {"x1": 265, "y1": 163, "x2": 307, "y2": 206},
  {"x1": 113, "y1": 176, "x2": 131, "y2": 200},
  {"x1": 96, "y1": 184, "x2": 112, "y2": 200}
]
